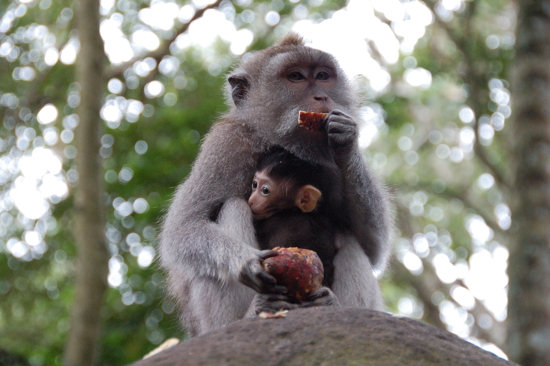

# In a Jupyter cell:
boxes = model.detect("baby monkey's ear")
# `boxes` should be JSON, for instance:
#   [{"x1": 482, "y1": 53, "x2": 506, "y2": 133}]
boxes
[{"x1": 295, "y1": 185, "x2": 322, "y2": 213}]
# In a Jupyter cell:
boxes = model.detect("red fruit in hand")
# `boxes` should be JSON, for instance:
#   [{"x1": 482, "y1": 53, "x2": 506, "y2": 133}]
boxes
[{"x1": 262, "y1": 247, "x2": 324, "y2": 302}]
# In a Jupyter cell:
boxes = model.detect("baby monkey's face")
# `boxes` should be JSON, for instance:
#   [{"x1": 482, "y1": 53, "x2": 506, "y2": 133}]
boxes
[
  {"x1": 248, "y1": 170, "x2": 287, "y2": 220},
  {"x1": 248, "y1": 170, "x2": 321, "y2": 221}
]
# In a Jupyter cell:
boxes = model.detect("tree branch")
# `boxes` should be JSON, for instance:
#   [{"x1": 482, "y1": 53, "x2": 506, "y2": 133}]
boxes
[
  {"x1": 424, "y1": 1, "x2": 510, "y2": 189},
  {"x1": 395, "y1": 203, "x2": 506, "y2": 349},
  {"x1": 105, "y1": 0, "x2": 224, "y2": 81}
]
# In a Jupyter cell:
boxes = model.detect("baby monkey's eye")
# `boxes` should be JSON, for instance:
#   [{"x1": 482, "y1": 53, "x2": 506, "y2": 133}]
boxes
[
  {"x1": 252, "y1": 181, "x2": 258, "y2": 189},
  {"x1": 260, "y1": 186, "x2": 271, "y2": 195}
]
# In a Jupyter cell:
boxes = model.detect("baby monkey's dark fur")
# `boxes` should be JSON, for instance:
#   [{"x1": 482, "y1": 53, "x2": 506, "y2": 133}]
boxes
[{"x1": 252, "y1": 146, "x2": 347, "y2": 288}]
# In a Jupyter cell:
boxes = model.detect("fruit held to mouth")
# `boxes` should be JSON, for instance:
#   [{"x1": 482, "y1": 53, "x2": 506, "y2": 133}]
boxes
[
  {"x1": 262, "y1": 247, "x2": 324, "y2": 302},
  {"x1": 298, "y1": 111, "x2": 328, "y2": 132}
]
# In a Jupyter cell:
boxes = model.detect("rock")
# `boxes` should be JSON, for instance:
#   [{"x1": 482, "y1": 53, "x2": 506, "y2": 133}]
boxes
[{"x1": 129, "y1": 307, "x2": 517, "y2": 366}]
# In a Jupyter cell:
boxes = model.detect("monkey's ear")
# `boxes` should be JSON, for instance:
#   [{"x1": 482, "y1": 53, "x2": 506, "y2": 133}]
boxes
[
  {"x1": 228, "y1": 74, "x2": 250, "y2": 106},
  {"x1": 296, "y1": 185, "x2": 322, "y2": 213}
]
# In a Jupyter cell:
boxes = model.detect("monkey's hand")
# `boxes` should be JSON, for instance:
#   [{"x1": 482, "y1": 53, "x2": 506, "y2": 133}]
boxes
[
  {"x1": 325, "y1": 110, "x2": 358, "y2": 156},
  {"x1": 301, "y1": 287, "x2": 341, "y2": 308},
  {"x1": 239, "y1": 250, "x2": 288, "y2": 294}
]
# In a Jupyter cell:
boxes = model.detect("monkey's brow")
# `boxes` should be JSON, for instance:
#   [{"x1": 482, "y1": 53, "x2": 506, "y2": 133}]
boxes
[
  {"x1": 273, "y1": 51, "x2": 336, "y2": 71},
  {"x1": 284, "y1": 61, "x2": 336, "y2": 71}
]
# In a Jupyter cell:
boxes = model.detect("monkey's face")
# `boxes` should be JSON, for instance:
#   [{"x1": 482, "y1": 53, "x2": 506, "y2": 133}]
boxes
[
  {"x1": 248, "y1": 170, "x2": 295, "y2": 220},
  {"x1": 276, "y1": 57, "x2": 337, "y2": 112},
  {"x1": 228, "y1": 43, "x2": 357, "y2": 157},
  {"x1": 258, "y1": 50, "x2": 348, "y2": 134}
]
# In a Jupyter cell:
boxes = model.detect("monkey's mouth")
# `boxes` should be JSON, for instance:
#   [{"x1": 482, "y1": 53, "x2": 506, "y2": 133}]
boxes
[{"x1": 302, "y1": 108, "x2": 331, "y2": 115}]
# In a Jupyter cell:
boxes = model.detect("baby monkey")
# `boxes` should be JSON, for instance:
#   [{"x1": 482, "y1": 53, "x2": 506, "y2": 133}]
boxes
[{"x1": 248, "y1": 147, "x2": 346, "y2": 287}]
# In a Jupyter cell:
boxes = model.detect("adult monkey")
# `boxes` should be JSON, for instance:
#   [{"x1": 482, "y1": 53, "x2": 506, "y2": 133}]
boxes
[{"x1": 159, "y1": 33, "x2": 392, "y2": 337}]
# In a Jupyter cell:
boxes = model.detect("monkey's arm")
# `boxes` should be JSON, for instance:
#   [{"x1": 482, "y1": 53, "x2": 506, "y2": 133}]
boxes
[
  {"x1": 326, "y1": 110, "x2": 392, "y2": 270},
  {"x1": 332, "y1": 233, "x2": 384, "y2": 310},
  {"x1": 159, "y1": 122, "x2": 266, "y2": 284},
  {"x1": 159, "y1": 123, "x2": 289, "y2": 335}
]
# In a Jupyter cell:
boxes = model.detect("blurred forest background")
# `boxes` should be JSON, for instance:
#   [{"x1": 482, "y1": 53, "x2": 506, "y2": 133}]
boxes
[{"x1": 1, "y1": 0, "x2": 549, "y2": 365}]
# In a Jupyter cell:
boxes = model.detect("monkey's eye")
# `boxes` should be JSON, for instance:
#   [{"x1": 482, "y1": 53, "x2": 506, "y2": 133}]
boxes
[
  {"x1": 288, "y1": 71, "x2": 306, "y2": 82},
  {"x1": 316, "y1": 71, "x2": 330, "y2": 81},
  {"x1": 260, "y1": 186, "x2": 271, "y2": 195},
  {"x1": 252, "y1": 181, "x2": 258, "y2": 189}
]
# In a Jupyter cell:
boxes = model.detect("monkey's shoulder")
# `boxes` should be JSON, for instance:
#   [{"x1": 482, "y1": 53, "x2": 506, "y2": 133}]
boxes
[
  {"x1": 213, "y1": 118, "x2": 256, "y2": 137},
  {"x1": 203, "y1": 118, "x2": 263, "y2": 153}
]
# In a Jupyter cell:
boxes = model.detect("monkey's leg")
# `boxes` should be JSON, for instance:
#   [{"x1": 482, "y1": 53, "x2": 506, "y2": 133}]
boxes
[
  {"x1": 185, "y1": 275, "x2": 255, "y2": 336},
  {"x1": 331, "y1": 234, "x2": 384, "y2": 311}
]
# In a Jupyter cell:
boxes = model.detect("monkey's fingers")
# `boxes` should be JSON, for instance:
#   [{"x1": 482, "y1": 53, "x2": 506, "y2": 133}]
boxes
[
  {"x1": 256, "y1": 271, "x2": 288, "y2": 294},
  {"x1": 326, "y1": 110, "x2": 356, "y2": 126},
  {"x1": 258, "y1": 249, "x2": 279, "y2": 260},
  {"x1": 267, "y1": 285, "x2": 288, "y2": 295},
  {"x1": 325, "y1": 109, "x2": 352, "y2": 120},
  {"x1": 326, "y1": 116, "x2": 357, "y2": 135},
  {"x1": 239, "y1": 258, "x2": 287, "y2": 294},
  {"x1": 325, "y1": 110, "x2": 358, "y2": 153},
  {"x1": 239, "y1": 259, "x2": 269, "y2": 289}
]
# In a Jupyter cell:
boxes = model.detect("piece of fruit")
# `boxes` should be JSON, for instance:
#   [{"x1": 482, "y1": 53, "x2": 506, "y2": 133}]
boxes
[
  {"x1": 258, "y1": 310, "x2": 288, "y2": 319},
  {"x1": 298, "y1": 111, "x2": 328, "y2": 131},
  {"x1": 262, "y1": 247, "x2": 324, "y2": 302}
]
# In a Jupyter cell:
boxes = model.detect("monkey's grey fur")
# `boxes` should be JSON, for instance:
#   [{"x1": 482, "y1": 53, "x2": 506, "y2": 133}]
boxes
[{"x1": 159, "y1": 33, "x2": 392, "y2": 337}]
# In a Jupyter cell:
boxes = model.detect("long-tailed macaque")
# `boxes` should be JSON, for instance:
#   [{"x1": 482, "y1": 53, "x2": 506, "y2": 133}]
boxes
[
  {"x1": 249, "y1": 146, "x2": 344, "y2": 288},
  {"x1": 159, "y1": 33, "x2": 392, "y2": 337}
]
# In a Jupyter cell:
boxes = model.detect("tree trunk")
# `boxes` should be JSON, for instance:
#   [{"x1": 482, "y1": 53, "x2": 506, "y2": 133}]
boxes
[
  {"x1": 63, "y1": 0, "x2": 109, "y2": 364},
  {"x1": 507, "y1": 0, "x2": 550, "y2": 364}
]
